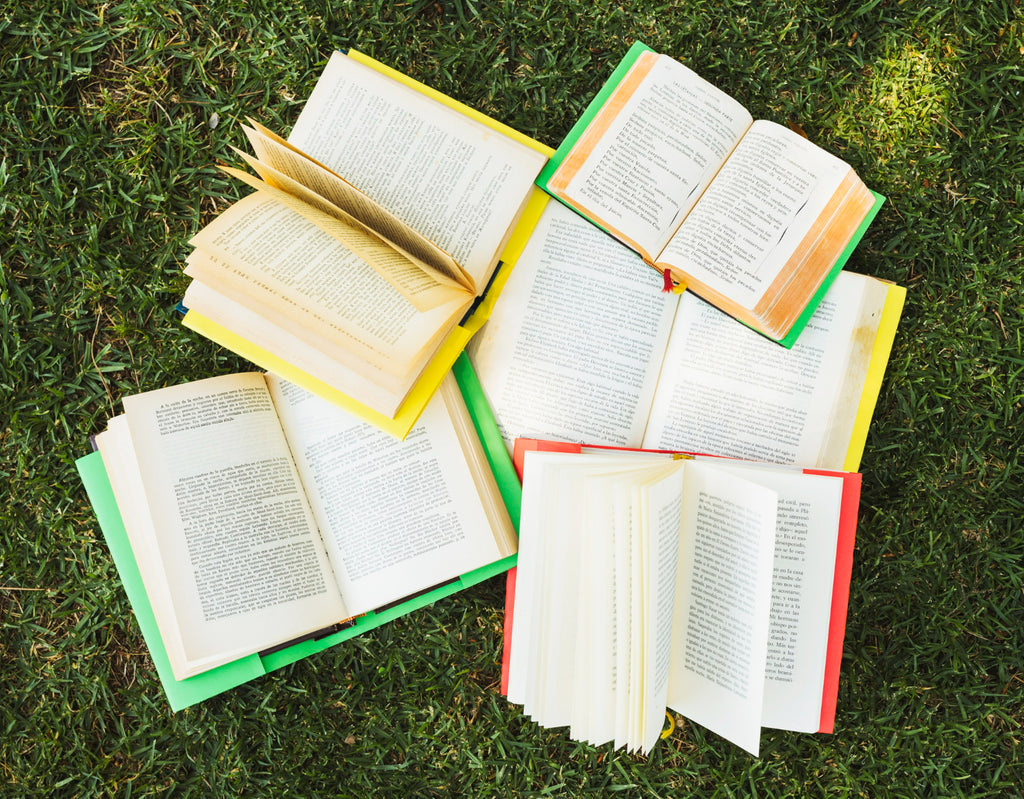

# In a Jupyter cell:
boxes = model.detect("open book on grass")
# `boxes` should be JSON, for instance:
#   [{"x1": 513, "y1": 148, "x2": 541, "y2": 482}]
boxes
[
  {"x1": 538, "y1": 41, "x2": 884, "y2": 346},
  {"x1": 469, "y1": 201, "x2": 905, "y2": 474},
  {"x1": 503, "y1": 439, "x2": 860, "y2": 755},
  {"x1": 182, "y1": 50, "x2": 550, "y2": 436},
  {"x1": 76, "y1": 356, "x2": 519, "y2": 708}
]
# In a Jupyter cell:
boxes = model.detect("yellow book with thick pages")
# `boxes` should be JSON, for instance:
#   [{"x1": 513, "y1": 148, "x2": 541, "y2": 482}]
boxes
[{"x1": 182, "y1": 49, "x2": 552, "y2": 438}]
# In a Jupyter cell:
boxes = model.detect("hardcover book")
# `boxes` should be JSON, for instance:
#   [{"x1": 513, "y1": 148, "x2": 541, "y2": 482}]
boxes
[{"x1": 537, "y1": 41, "x2": 884, "y2": 346}]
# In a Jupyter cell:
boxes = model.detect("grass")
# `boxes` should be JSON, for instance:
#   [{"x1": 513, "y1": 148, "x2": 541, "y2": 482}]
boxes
[{"x1": 2, "y1": 0, "x2": 1023, "y2": 795}]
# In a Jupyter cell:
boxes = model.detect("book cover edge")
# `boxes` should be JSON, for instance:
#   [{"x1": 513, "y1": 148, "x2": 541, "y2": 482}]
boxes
[
  {"x1": 841, "y1": 279, "x2": 907, "y2": 472},
  {"x1": 536, "y1": 41, "x2": 653, "y2": 189}
]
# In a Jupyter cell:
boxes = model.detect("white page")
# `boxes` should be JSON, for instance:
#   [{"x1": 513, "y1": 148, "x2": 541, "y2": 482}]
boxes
[
  {"x1": 666, "y1": 460, "x2": 777, "y2": 756},
  {"x1": 506, "y1": 455, "x2": 549, "y2": 705},
  {"x1": 513, "y1": 452, "x2": 674, "y2": 735},
  {"x1": 266, "y1": 373, "x2": 503, "y2": 615},
  {"x1": 517, "y1": 452, "x2": 583, "y2": 728},
  {"x1": 289, "y1": 52, "x2": 546, "y2": 285},
  {"x1": 612, "y1": 481, "x2": 636, "y2": 751},
  {"x1": 95, "y1": 417, "x2": 193, "y2": 672},
  {"x1": 571, "y1": 478, "x2": 611, "y2": 744},
  {"x1": 552, "y1": 52, "x2": 751, "y2": 257},
  {"x1": 469, "y1": 201, "x2": 678, "y2": 450},
  {"x1": 188, "y1": 193, "x2": 469, "y2": 375},
  {"x1": 749, "y1": 471, "x2": 843, "y2": 733},
  {"x1": 642, "y1": 271, "x2": 871, "y2": 469},
  {"x1": 573, "y1": 474, "x2": 627, "y2": 746},
  {"x1": 659, "y1": 121, "x2": 849, "y2": 308},
  {"x1": 706, "y1": 466, "x2": 844, "y2": 731},
  {"x1": 638, "y1": 468, "x2": 687, "y2": 753},
  {"x1": 627, "y1": 482, "x2": 647, "y2": 750},
  {"x1": 119, "y1": 374, "x2": 347, "y2": 677}
]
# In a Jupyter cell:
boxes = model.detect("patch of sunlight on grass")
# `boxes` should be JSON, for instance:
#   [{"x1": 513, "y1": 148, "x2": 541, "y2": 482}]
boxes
[{"x1": 834, "y1": 41, "x2": 955, "y2": 189}]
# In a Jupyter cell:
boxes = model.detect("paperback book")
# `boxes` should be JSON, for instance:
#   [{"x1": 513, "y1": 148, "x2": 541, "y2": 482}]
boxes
[
  {"x1": 76, "y1": 355, "x2": 520, "y2": 710},
  {"x1": 503, "y1": 439, "x2": 860, "y2": 755},
  {"x1": 182, "y1": 49, "x2": 551, "y2": 437},
  {"x1": 470, "y1": 201, "x2": 905, "y2": 474}
]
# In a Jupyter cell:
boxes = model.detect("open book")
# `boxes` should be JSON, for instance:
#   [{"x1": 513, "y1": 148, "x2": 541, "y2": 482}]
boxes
[
  {"x1": 538, "y1": 42, "x2": 884, "y2": 345},
  {"x1": 78, "y1": 356, "x2": 517, "y2": 704},
  {"x1": 504, "y1": 440, "x2": 860, "y2": 755},
  {"x1": 469, "y1": 201, "x2": 905, "y2": 474},
  {"x1": 182, "y1": 50, "x2": 550, "y2": 436}
]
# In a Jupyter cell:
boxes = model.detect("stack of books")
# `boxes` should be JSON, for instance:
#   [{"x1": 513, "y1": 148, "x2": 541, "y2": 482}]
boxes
[{"x1": 76, "y1": 43, "x2": 904, "y2": 754}]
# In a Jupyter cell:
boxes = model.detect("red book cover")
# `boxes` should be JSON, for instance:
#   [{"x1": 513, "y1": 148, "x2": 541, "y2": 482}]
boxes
[{"x1": 500, "y1": 438, "x2": 859, "y2": 734}]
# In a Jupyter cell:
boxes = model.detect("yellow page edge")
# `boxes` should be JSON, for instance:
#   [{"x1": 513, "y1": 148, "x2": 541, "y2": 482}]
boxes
[
  {"x1": 842, "y1": 283, "x2": 907, "y2": 472},
  {"x1": 345, "y1": 50, "x2": 555, "y2": 158}
]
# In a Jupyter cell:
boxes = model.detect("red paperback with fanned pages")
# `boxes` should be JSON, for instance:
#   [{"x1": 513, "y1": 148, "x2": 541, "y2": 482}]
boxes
[{"x1": 500, "y1": 437, "x2": 860, "y2": 735}]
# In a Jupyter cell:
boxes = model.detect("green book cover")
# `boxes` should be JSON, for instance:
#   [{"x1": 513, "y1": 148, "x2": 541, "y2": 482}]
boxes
[
  {"x1": 536, "y1": 40, "x2": 653, "y2": 192},
  {"x1": 75, "y1": 353, "x2": 519, "y2": 710},
  {"x1": 538, "y1": 40, "x2": 884, "y2": 349}
]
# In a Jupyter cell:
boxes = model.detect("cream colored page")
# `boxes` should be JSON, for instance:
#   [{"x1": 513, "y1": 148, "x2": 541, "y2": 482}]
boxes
[
  {"x1": 189, "y1": 193, "x2": 470, "y2": 376},
  {"x1": 642, "y1": 271, "x2": 871, "y2": 469},
  {"x1": 533, "y1": 458, "x2": 590, "y2": 729},
  {"x1": 241, "y1": 124, "x2": 468, "y2": 288},
  {"x1": 666, "y1": 461, "x2": 777, "y2": 756},
  {"x1": 183, "y1": 259, "x2": 447, "y2": 391},
  {"x1": 701, "y1": 464, "x2": 843, "y2": 732},
  {"x1": 223, "y1": 162, "x2": 470, "y2": 304},
  {"x1": 612, "y1": 482, "x2": 635, "y2": 750},
  {"x1": 505, "y1": 451, "x2": 551, "y2": 706},
  {"x1": 183, "y1": 281, "x2": 413, "y2": 417},
  {"x1": 573, "y1": 476, "x2": 623, "y2": 746},
  {"x1": 288, "y1": 52, "x2": 547, "y2": 286},
  {"x1": 95, "y1": 418, "x2": 192, "y2": 674},
  {"x1": 659, "y1": 120, "x2": 849, "y2": 307},
  {"x1": 120, "y1": 374, "x2": 347, "y2": 675},
  {"x1": 511, "y1": 453, "x2": 659, "y2": 729},
  {"x1": 559, "y1": 54, "x2": 751, "y2": 256},
  {"x1": 265, "y1": 373, "x2": 502, "y2": 615},
  {"x1": 639, "y1": 468, "x2": 687, "y2": 754},
  {"x1": 816, "y1": 276, "x2": 890, "y2": 468},
  {"x1": 507, "y1": 452, "x2": 583, "y2": 725},
  {"x1": 468, "y1": 202, "x2": 678, "y2": 450}
]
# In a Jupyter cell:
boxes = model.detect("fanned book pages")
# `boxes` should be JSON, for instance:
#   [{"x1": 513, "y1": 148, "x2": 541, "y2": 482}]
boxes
[
  {"x1": 76, "y1": 356, "x2": 520, "y2": 710},
  {"x1": 504, "y1": 440, "x2": 860, "y2": 756},
  {"x1": 537, "y1": 41, "x2": 884, "y2": 346},
  {"x1": 182, "y1": 50, "x2": 550, "y2": 437},
  {"x1": 469, "y1": 201, "x2": 905, "y2": 474}
]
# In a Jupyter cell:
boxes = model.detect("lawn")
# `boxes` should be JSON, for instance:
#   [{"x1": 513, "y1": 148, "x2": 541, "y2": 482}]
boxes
[{"x1": 2, "y1": 0, "x2": 1022, "y2": 796}]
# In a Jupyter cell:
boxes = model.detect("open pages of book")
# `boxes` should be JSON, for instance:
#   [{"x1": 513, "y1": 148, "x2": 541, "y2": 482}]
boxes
[
  {"x1": 509, "y1": 451, "x2": 779, "y2": 754},
  {"x1": 507, "y1": 447, "x2": 851, "y2": 755},
  {"x1": 546, "y1": 51, "x2": 752, "y2": 260},
  {"x1": 469, "y1": 201, "x2": 896, "y2": 471},
  {"x1": 288, "y1": 51, "x2": 548, "y2": 292},
  {"x1": 182, "y1": 50, "x2": 548, "y2": 423},
  {"x1": 93, "y1": 371, "x2": 516, "y2": 681},
  {"x1": 542, "y1": 45, "x2": 877, "y2": 342}
]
